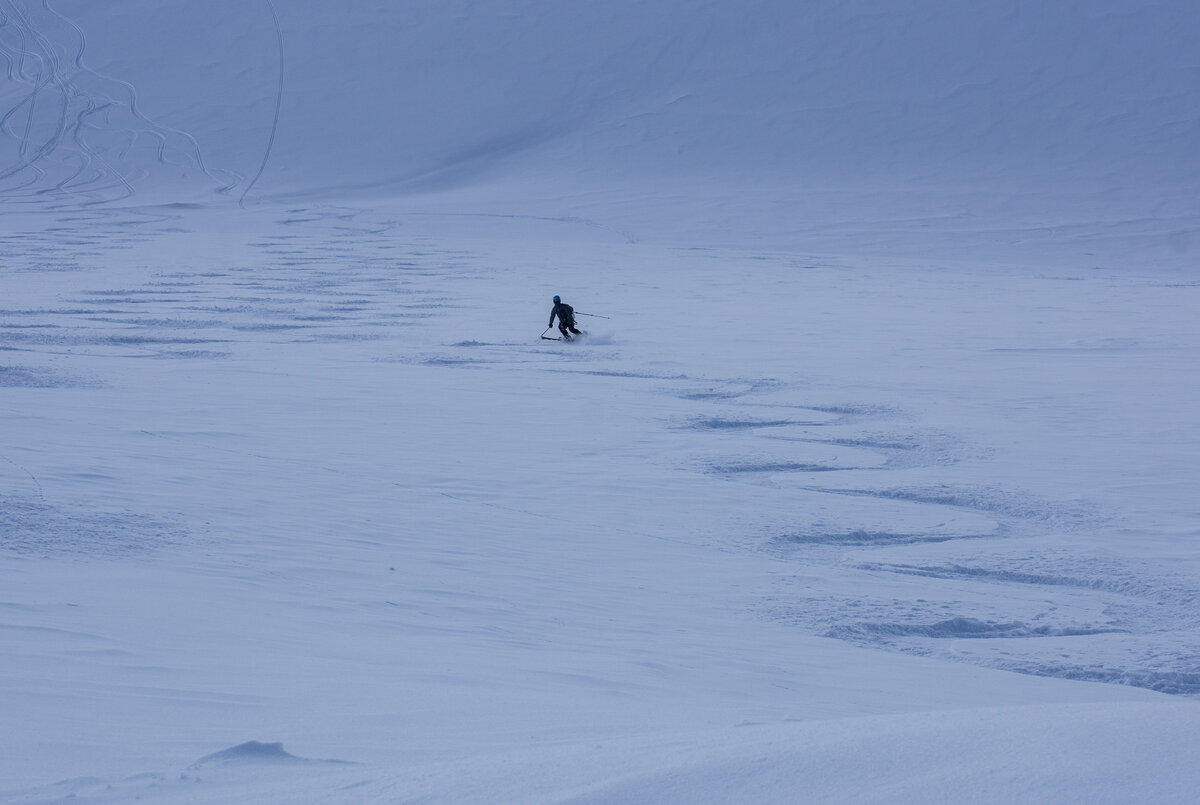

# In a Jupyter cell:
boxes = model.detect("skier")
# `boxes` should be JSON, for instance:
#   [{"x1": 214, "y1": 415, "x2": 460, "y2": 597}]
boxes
[{"x1": 549, "y1": 295, "x2": 582, "y2": 341}]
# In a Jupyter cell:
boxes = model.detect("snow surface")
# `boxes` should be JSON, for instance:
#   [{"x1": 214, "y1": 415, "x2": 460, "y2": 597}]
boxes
[{"x1": 3, "y1": 1, "x2": 1200, "y2": 802}]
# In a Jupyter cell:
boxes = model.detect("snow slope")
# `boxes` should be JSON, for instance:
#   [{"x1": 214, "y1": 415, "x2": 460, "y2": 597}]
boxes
[
  {"x1": 34, "y1": 0, "x2": 1200, "y2": 190},
  {"x1": 8, "y1": 1, "x2": 1200, "y2": 257},
  {"x1": 2, "y1": 1, "x2": 1200, "y2": 803}
]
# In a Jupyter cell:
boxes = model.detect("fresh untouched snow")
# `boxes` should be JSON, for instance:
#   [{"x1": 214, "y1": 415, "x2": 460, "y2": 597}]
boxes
[{"x1": 3, "y1": 1, "x2": 1200, "y2": 803}]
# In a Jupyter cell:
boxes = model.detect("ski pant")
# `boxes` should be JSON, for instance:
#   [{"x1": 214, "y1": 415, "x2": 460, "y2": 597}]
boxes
[{"x1": 559, "y1": 321, "x2": 581, "y2": 337}]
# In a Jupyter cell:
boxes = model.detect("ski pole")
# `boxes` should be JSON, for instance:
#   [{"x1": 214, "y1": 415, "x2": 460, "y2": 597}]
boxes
[{"x1": 575, "y1": 312, "x2": 610, "y2": 319}]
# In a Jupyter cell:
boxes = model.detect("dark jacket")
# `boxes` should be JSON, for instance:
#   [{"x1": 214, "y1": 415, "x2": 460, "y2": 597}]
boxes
[{"x1": 549, "y1": 302, "x2": 575, "y2": 327}]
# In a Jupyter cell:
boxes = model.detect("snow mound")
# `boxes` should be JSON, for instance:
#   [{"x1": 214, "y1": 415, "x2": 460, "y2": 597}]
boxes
[{"x1": 190, "y1": 741, "x2": 303, "y2": 768}]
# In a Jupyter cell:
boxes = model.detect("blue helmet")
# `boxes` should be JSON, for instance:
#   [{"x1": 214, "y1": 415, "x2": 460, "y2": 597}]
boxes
[{"x1": 553, "y1": 295, "x2": 560, "y2": 303}]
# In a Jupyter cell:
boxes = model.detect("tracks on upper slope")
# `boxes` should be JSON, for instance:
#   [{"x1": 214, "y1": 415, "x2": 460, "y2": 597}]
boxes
[{"x1": 0, "y1": 0, "x2": 239, "y2": 207}]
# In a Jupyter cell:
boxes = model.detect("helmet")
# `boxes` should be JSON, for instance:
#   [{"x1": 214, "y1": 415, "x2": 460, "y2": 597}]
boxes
[{"x1": 553, "y1": 295, "x2": 560, "y2": 303}]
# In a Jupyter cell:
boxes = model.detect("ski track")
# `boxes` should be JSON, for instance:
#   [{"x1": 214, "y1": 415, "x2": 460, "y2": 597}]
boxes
[
  {"x1": 237, "y1": 0, "x2": 283, "y2": 208},
  {"x1": 433, "y1": 296, "x2": 1199, "y2": 698},
  {"x1": 0, "y1": 491, "x2": 185, "y2": 557},
  {"x1": 0, "y1": 222, "x2": 456, "y2": 360},
  {"x1": 404, "y1": 282, "x2": 1199, "y2": 698}
]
